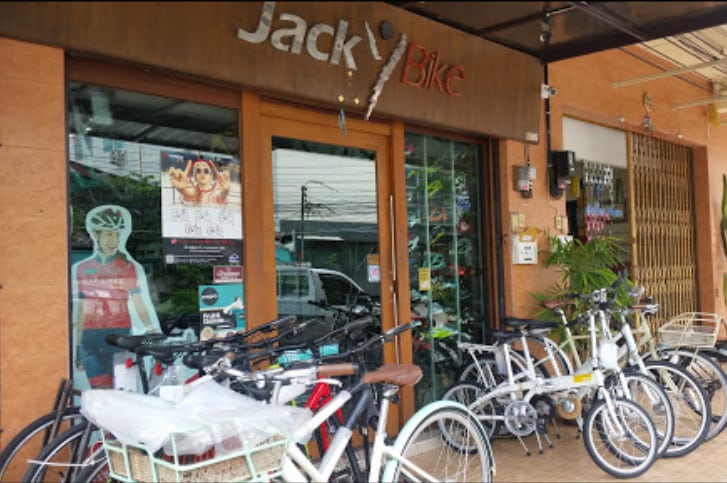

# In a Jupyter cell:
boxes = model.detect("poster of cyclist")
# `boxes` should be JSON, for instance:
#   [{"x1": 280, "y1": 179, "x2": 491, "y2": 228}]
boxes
[{"x1": 160, "y1": 150, "x2": 243, "y2": 264}]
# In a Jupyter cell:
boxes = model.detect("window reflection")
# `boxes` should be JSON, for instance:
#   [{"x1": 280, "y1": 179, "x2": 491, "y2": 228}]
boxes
[
  {"x1": 67, "y1": 82, "x2": 240, "y2": 391},
  {"x1": 272, "y1": 138, "x2": 381, "y2": 364}
]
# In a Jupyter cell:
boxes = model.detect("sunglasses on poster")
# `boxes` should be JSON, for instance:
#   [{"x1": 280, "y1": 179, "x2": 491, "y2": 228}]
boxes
[{"x1": 195, "y1": 167, "x2": 211, "y2": 175}]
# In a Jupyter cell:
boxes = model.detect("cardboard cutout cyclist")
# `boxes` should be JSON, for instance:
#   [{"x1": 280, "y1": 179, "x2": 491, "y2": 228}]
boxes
[{"x1": 71, "y1": 205, "x2": 160, "y2": 388}]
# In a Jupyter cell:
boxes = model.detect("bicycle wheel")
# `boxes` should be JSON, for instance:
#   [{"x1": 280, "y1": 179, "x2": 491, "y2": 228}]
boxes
[
  {"x1": 440, "y1": 382, "x2": 503, "y2": 441},
  {"x1": 606, "y1": 371, "x2": 674, "y2": 458},
  {"x1": 642, "y1": 360, "x2": 710, "y2": 458},
  {"x1": 0, "y1": 406, "x2": 83, "y2": 482},
  {"x1": 657, "y1": 348, "x2": 727, "y2": 441},
  {"x1": 582, "y1": 397, "x2": 658, "y2": 479},
  {"x1": 457, "y1": 354, "x2": 500, "y2": 386},
  {"x1": 22, "y1": 420, "x2": 100, "y2": 483},
  {"x1": 381, "y1": 401, "x2": 493, "y2": 483},
  {"x1": 61, "y1": 448, "x2": 109, "y2": 483}
]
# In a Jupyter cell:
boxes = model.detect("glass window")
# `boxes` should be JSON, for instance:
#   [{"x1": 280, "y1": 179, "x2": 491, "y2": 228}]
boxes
[
  {"x1": 271, "y1": 137, "x2": 380, "y2": 357},
  {"x1": 405, "y1": 132, "x2": 487, "y2": 408},
  {"x1": 67, "y1": 82, "x2": 240, "y2": 391},
  {"x1": 278, "y1": 272, "x2": 309, "y2": 299},
  {"x1": 319, "y1": 273, "x2": 359, "y2": 306}
]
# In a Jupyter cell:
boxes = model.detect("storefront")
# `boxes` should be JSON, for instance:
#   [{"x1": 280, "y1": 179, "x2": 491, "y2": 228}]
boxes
[
  {"x1": 3, "y1": 3, "x2": 727, "y2": 466},
  {"x1": 0, "y1": 0, "x2": 543, "y2": 446}
]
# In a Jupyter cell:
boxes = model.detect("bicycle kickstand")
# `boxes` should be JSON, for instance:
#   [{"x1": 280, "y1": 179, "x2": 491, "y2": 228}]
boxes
[{"x1": 535, "y1": 416, "x2": 554, "y2": 453}]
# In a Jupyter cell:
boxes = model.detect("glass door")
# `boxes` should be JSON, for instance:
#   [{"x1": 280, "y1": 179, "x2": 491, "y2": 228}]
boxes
[
  {"x1": 272, "y1": 137, "x2": 380, "y2": 363},
  {"x1": 260, "y1": 104, "x2": 399, "y2": 375}
]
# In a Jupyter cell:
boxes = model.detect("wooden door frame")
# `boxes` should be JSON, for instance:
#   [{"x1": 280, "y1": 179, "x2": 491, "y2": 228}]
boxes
[{"x1": 244, "y1": 97, "x2": 414, "y2": 421}]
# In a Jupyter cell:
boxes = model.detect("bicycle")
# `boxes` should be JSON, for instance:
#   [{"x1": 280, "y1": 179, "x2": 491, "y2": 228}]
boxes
[
  {"x1": 451, "y1": 313, "x2": 675, "y2": 460},
  {"x1": 20, "y1": 314, "x2": 315, "y2": 482},
  {"x1": 0, "y1": 379, "x2": 84, "y2": 482},
  {"x1": 79, "y1": 322, "x2": 496, "y2": 482},
  {"x1": 443, "y1": 290, "x2": 660, "y2": 478},
  {"x1": 531, "y1": 284, "x2": 712, "y2": 458},
  {"x1": 625, "y1": 290, "x2": 727, "y2": 441},
  {"x1": 70, "y1": 316, "x2": 402, "y2": 482}
]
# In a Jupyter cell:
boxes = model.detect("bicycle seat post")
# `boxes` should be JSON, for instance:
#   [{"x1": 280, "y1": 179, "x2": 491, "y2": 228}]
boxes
[{"x1": 518, "y1": 331, "x2": 538, "y2": 381}]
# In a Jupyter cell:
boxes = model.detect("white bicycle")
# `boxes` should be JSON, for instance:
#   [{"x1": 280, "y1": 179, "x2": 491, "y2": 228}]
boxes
[{"x1": 83, "y1": 323, "x2": 495, "y2": 482}]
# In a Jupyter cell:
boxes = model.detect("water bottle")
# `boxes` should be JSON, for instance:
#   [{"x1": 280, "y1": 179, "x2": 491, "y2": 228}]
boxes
[{"x1": 159, "y1": 365, "x2": 185, "y2": 402}]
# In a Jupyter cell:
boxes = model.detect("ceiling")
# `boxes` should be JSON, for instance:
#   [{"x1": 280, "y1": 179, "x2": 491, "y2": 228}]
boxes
[{"x1": 388, "y1": 2, "x2": 727, "y2": 116}]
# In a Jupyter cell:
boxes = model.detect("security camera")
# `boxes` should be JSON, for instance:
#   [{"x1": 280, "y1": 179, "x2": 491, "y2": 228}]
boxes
[{"x1": 541, "y1": 83, "x2": 558, "y2": 99}]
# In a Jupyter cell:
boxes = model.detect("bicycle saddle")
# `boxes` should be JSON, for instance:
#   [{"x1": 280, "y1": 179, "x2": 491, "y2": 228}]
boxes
[
  {"x1": 104, "y1": 333, "x2": 168, "y2": 351},
  {"x1": 502, "y1": 317, "x2": 559, "y2": 331},
  {"x1": 361, "y1": 363, "x2": 422, "y2": 386}
]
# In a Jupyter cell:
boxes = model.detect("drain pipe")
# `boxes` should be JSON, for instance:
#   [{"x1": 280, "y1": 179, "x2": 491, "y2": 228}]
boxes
[{"x1": 544, "y1": 62, "x2": 553, "y2": 196}]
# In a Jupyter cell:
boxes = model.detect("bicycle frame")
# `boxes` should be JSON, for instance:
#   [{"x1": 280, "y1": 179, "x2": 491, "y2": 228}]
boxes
[
  {"x1": 466, "y1": 305, "x2": 618, "y2": 420},
  {"x1": 303, "y1": 381, "x2": 343, "y2": 451},
  {"x1": 281, "y1": 383, "x2": 441, "y2": 483}
]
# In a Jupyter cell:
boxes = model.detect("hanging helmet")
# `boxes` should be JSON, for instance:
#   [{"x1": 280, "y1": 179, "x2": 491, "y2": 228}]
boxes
[{"x1": 85, "y1": 205, "x2": 131, "y2": 234}]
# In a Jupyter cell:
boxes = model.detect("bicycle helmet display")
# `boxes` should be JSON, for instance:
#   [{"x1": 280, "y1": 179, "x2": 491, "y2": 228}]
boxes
[{"x1": 85, "y1": 204, "x2": 133, "y2": 251}]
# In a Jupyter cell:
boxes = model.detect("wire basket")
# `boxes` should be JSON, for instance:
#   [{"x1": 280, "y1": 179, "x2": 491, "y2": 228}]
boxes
[
  {"x1": 102, "y1": 430, "x2": 288, "y2": 482},
  {"x1": 656, "y1": 312, "x2": 724, "y2": 349}
]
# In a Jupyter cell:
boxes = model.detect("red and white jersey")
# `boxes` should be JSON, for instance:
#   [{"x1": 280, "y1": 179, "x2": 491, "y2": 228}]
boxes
[{"x1": 75, "y1": 253, "x2": 140, "y2": 330}]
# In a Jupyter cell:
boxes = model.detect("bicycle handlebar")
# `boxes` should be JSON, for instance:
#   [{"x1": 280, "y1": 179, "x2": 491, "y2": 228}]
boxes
[
  {"x1": 237, "y1": 314, "x2": 376, "y2": 365},
  {"x1": 236, "y1": 314, "x2": 298, "y2": 338}
]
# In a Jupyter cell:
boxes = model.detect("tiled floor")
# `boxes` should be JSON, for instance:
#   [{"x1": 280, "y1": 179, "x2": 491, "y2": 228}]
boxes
[{"x1": 492, "y1": 419, "x2": 727, "y2": 482}]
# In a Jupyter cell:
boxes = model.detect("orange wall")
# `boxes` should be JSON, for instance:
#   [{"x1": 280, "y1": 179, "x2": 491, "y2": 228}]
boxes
[
  {"x1": 500, "y1": 44, "x2": 727, "y2": 320},
  {"x1": 0, "y1": 37, "x2": 68, "y2": 457}
]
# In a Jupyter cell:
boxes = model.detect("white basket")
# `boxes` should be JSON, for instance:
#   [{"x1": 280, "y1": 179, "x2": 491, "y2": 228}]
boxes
[
  {"x1": 656, "y1": 312, "x2": 723, "y2": 349},
  {"x1": 102, "y1": 430, "x2": 288, "y2": 482}
]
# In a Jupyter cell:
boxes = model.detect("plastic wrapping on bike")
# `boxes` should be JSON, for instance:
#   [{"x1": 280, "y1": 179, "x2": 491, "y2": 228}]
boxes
[{"x1": 80, "y1": 379, "x2": 312, "y2": 454}]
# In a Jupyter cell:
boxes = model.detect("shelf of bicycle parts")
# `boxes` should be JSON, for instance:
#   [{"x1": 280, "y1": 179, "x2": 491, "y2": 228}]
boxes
[
  {"x1": 101, "y1": 430, "x2": 289, "y2": 483},
  {"x1": 656, "y1": 312, "x2": 724, "y2": 349}
]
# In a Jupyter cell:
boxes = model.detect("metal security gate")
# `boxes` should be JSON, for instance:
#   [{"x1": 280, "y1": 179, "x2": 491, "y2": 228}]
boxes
[{"x1": 630, "y1": 133, "x2": 697, "y2": 322}]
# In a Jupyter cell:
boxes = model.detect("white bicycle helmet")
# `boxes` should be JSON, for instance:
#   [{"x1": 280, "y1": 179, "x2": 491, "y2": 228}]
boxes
[{"x1": 85, "y1": 204, "x2": 131, "y2": 233}]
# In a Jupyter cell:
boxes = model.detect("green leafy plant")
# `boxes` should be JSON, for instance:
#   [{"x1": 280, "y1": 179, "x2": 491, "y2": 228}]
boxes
[
  {"x1": 544, "y1": 236, "x2": 627, "y2": 295},
  {"x1": 531, "y1": 235, "x2": 633, "y2": 359}
]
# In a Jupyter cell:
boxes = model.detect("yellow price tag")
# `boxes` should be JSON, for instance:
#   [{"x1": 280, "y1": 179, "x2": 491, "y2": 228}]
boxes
[{"x1": 573, "y1": 373, "x2": 592, "y2": 384}]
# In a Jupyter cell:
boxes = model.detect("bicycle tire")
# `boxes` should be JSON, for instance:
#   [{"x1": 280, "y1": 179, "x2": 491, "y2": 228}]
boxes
[
  {"x1": 642, "y1": 360, "x2": 710, "y2": 458},
  {"x1": 21, "y1": 420, "x2": 100, "y2": 483},
  {"x1": 655, "y1": 348, "x2": 727, "y2": 441},
  {"x1": 606, "y1": 371, "x2": 674, "y2": 458},
  {"x1": 0, "y1": 406, "x2": 82, "y2": 482},
  {"x1": 458, "y1": 349, "x2": 539, "y2": 388},
  {"x1": 381, "y1": 401, "x2": 493, "y2": 482},
  {"x1": 440, "y1": 381, "x2": 503, "y2": 441},
  {"x1": 582, "y1": 397, "x2": 658, "y2": 479},
  {"x1": 61, "y1": 448, "x2": 109, "y2": 483}
]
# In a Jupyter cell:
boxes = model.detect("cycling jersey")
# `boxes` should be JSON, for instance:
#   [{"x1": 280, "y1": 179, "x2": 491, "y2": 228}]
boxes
[{"x1": 76, "y1": 253, "x2": 141, "y2": 330}]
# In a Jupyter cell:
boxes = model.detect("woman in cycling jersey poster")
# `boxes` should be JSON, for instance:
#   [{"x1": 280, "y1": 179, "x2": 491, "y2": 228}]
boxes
[{"x1": 71, "y1": 204, "x2": 160, "y2": 389}]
